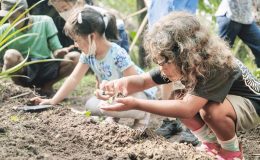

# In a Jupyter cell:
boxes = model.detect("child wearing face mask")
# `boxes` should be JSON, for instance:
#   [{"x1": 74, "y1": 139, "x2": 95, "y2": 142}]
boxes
[
  {"x1": 49, "y1": 0, "x2": 129, "y2": 53},
  {"x1": 31, "y1": 7, "x2": 157, "y2": 130}
]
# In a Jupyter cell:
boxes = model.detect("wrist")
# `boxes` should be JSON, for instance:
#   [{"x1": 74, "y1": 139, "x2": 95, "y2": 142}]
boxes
[
  {"x1": 133, "y1": 98, "x2": 141, "y2": 110},
  {"x1": 50, "y1": 98, "x2": 57, "y2": 105}
]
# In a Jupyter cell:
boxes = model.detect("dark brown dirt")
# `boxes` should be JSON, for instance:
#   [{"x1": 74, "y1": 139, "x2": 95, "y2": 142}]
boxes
[{"x1": 0, "y1": 81, "x2": 259, "y2": 160}]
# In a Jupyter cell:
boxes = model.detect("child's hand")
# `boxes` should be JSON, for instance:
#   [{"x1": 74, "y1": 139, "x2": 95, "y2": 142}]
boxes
[
  {"x1": 54, "y1": 45, "x2": 75, "y2": 58},
  {"x1": 100, "y1": 96, "x2": 137, "y2": 111},
  {"x1": 100, "y1": 79, "x2": 128, "y2": 96},
  {"x1": 95, "y1": 89, "x2": 113, "y2": 100},
  {"x1": 30, "y1": 97, "x2": 54, "y2": 105}
]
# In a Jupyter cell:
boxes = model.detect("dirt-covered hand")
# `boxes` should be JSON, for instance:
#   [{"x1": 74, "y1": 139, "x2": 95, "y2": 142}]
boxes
[
  {"x1": 100, "y1": 79, "x2": 128, "y2": 96},
  {"x1": 30, "y1": 97, "x2": 53, "y2": 105},
  {"x1": 95, "y1": 89, "x2": 112, "y2": 100},
  {"x1": 100, "y1": 96, "x2": 137, "y2": 111}
]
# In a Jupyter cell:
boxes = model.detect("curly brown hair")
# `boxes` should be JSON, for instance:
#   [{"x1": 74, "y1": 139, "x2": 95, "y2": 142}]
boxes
[{"x1": 144, "y1": 11, "x2": 235, "y2": 94}]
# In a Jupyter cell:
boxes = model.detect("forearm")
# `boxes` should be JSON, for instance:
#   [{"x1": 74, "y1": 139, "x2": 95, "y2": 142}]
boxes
[
  {"x1": 125, "y1": 73, "x2": 156, "y2": 95},
  {"x1": 51, "y1": 75, "x2": 80, "y2": 104},
  {"x1": 135, "y1": 99, "x2": 199, "y2": 119}
]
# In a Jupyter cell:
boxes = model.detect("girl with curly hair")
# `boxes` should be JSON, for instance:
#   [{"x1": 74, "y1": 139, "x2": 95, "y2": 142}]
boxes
[
  {"x1": 32, "y1": 7, "x2": 156, "y2": 130},
  {"x1": 99, "y1": 12, "x2": 260, "y2": 159}
]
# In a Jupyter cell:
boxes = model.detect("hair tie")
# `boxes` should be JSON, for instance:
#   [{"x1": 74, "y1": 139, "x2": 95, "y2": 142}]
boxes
[
  {"x1": 78, "y1": 12, "x2": 83, "y2": 24},
  {"x1": 103, "y1": 15, "x2": 108, "y2": 29}
]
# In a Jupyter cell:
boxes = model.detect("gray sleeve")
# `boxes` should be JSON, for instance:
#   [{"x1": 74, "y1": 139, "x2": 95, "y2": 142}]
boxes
[{"x1": 191, "y1": 69, "x2": 239, "y2": 103}]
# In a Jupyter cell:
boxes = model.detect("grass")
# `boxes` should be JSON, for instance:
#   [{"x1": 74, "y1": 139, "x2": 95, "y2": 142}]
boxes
[{"x1": 53, "y1": 73, "x2": 96, "y2": 97}]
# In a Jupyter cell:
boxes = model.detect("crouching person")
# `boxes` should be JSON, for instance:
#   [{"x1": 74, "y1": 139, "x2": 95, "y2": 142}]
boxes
[
  {"x1": 99, "y1": 12, "x2": 260, "y2": 160},
  {"x1": 31, "y1": 7, "x2": 156, "y2": 130},
  {"x1": 0, "y1": 0, "x2": 80, "y2": 97}
]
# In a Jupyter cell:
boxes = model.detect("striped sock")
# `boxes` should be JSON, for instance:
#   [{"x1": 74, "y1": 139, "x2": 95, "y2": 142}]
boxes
[
  {"x1": 217, "y1": 135, "x2": 240, "y2": 152},
  {"x1": 192, "y1": 124, "x2": 218, "y2": 143}
]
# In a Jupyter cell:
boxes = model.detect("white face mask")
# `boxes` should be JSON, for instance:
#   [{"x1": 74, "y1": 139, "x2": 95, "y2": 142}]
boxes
[
  {"x1": 88, "y1": 35, "x2": 96, "y2": 55},
  {"x1": 59, "y1": 9, "x2": 73, "y2": 20}
]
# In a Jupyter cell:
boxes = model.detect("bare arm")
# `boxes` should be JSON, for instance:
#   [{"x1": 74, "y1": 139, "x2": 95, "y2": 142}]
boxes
[
  {"x1": 102, "y1": 93, "x2": 208, "y2": 119},
  {"x1": 51, "y1": 62, "x2": 89, "y2": 104},
  {"x1": 123, "y1": 72, "x2": 158, "y2": 95},
  {"x1": 102, "y1": 72, "x2": 157, "y2": 96},
  {"x1": 135, "y1": 94, "x2": 208, "y2": 118}
]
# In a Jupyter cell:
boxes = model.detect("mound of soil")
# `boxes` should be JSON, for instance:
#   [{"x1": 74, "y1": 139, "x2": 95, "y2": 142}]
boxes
[
  {"x1": 0, "y1": 81, "x2": 259, "y2": 160},
  {"x1": 0, "y1": 80, "x2": 34, "y2": 102},
  {"x1": 0, "y1": 104, "x2": 213, "y2": 160}
]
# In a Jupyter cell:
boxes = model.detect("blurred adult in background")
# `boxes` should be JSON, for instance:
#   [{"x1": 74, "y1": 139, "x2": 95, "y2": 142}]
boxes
[
  {"x1": 147, "y1": 0, "x2": 199, "y2": 146},
  {"x1": 0, "y1": 0, "x2": 80, "y2": 97},
  {"x1": 28, "y1": 0, "x2": 75, "y2": 48},
  {"x1": 216, "y1": 0, "x2": 260, "y2": 68},
  {"x1": 49, "y1": 0, "x2": 130, "y2": 53}
]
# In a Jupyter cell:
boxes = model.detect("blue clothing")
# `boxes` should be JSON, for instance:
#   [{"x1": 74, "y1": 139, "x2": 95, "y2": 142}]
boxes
[
  {"x1": 216, "y1": 0, "x2": 260, "y2": 67},
  {"x1": 79, "y1": 43, "x2": 157, "y2": 99},
  {"x1": 148, "y1": 0, "x2": 198, "y2": 27},
  {"x1": 217, "y1": 16, "x2": 260, "y2": 67},
  {"x1": 215, "y1": 0, "x2": 253, "y2": 24},
  {"x1": 116, "y1": 19, "x2": 129, "y2": 53}
]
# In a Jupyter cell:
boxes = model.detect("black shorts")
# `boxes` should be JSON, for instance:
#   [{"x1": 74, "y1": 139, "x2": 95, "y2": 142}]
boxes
[{"x1": 19, "y1": 60, "x2": 60, "y2": 87}]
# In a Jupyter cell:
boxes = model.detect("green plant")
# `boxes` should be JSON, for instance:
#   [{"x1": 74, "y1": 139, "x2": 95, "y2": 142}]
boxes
[
  {"x1": 0, "y1": 0, "x2": 70, "y2": 79},
  {"x1": 0, "y1": 0, "x2": 44, "y2": 52},
  {"x1": 85, "y1": 110, "x2": 91, "y2": 117}
]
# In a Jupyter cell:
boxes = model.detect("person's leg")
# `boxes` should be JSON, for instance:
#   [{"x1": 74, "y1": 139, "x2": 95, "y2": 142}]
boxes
[
  {"x1": 40, "y1": 51, "x2": 80, "y2": 94},
  {"x1": 85, "y1": 96, "x2": 119, "y2": 123},
  {"x1": 156, "y1": 83, "x2": 182, "y2": 138},
  {"x1": 57, "y1": 51, "x2": 80, "y2": 79},
  {"x1": 2, "y1": 49, "x2": 27, "y2": 86},
  {"x1": 238, "y1": 22, "x2": 260, "y2": 67},
  {"x1": 117, "y1": 20, "x2": 129, "y2": 53},
  {"x1": 2, "y1": 49, "x2": 24, "y2": 71},
  {"x1": 200, "y1": 98, "x2": 242, "y2": 159},
  {"x1": 157, "y1": 82, "x2": 198, "y2": 143},
  {"x1": 101, "y1": 92, "x2": 150, "y2": 130},
  {"x1": 217, "y1": 15, "x2": 242, "y2": 47},
  {"x1": 200, "y1": 99, "x2": 237, "y2": 141},
  {"x1": 86, "y1": 92, "x2": 150, "y2": 130}
]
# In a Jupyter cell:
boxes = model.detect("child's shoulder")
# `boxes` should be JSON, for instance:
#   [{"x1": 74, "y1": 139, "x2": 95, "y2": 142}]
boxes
[{"x1": 109, "y1": 42, "x2": 128, "y2": 55}]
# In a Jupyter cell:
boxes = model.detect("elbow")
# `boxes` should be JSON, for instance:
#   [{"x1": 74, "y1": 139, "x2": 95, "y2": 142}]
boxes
[{"x1": 179, "y1": 109, "x2": 198, "y2": 119}]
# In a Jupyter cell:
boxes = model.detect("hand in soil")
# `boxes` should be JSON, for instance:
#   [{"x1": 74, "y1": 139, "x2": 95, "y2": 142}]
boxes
[{"x1": 30, "y1": 96, "x2": 53, "y2": 105}]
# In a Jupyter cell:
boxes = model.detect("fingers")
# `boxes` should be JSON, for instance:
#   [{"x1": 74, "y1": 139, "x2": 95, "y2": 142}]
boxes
[
  {"x1": 30, "y1": 97, "x2": 52, "y2": 105},
  {"x1": 100, "y1": 102, "x2": 125, "y2": 111},
  {"x1": 30, "y1": 97, "x2": 42, "y2": 105},
  {"x1": 67, "y1": 45, "x2": 75, "y2": 52},
  {"x1": 100, "y1": 80, "x2": 115, "y2": 92},
  {"x1": 95, "y1": 89, "x2": 112, "y2": 100}
]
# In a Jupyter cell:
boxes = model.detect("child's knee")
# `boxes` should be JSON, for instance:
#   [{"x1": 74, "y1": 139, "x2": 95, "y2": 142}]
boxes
[
  {"x1": 200, "y1": 104, "x2": 224, "y2": 123},
  {"x1": 3, "y1": 49, "x2": 23, "y2": 70},
  {"x1": 4, "y1": 49, "x2": 23, "y2": 62},
  {"x1": 85, "y1": 96, "x2": 103, "y2": 115},
  {"x1": 64, "y1": 51, "x2": 80, "y2": 63}
]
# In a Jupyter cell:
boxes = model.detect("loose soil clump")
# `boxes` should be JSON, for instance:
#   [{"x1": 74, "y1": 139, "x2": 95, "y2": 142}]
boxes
[{"x1": 0, "y1": 81, "x2": 259, "y2": 160}]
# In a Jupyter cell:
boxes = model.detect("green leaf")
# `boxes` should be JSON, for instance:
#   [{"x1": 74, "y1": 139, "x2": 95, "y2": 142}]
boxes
[
  {"x1": 0, "y1": 33, "x2": 38, "y2": 53},
  {"x1": 85, "y1": 110, "x2": 92, "y2": 117},
  {"x1": 10, "y1": 115, "x2": 19, "y2": 122},
  {"x1": 0, "y1": 21, "x2": 39, "y2": 48},
  {"x1": 107, "y1": 98, "x2": 113, "y2": 104},
  {"x1": 0, "y1": 1, "x2": 21, "y2": 26}
]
